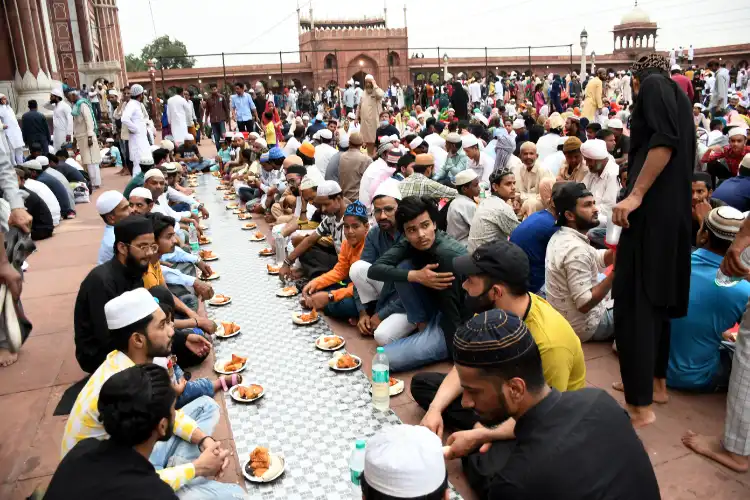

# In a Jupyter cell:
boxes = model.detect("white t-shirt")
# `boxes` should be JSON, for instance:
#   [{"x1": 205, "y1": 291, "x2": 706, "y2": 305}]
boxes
[
  {"x1": 88, "y1": 89, "x2": 100, "y2": 103},
  {"x1": 25, "y1": 178, "x2": 61, "y2": 226}
]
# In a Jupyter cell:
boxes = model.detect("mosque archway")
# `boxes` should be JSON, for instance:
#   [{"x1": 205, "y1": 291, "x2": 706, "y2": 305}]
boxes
[
  {"x1": 347, "y1": 54, "x2": 378, "y2": 85},
  {"x1": 351, "y1": 71, "x2": 367, "y2": 87}
]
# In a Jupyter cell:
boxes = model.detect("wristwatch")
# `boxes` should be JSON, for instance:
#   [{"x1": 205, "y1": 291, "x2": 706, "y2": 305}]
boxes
[{"x1": 327, "y1": 292, "x2": 335, "y2": 302}]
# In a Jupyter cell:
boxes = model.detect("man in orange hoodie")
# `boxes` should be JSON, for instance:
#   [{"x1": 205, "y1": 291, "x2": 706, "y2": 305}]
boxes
[{"x1": 300, "y1": 200, "x2": 369, "y2": 319}]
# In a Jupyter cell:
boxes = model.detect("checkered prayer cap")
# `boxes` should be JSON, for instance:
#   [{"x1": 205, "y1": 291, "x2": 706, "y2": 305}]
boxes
[{"x1": 453, "y1": 309, "x2": 535, "y2": 367}]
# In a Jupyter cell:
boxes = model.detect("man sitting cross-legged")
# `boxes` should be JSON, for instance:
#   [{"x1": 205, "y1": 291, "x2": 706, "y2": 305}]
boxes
[
  {"x1": 280, "y1": 180, "x2": 350, "y2": 280},
  {"x1": 545, "y1": 182, "x2": 616, "y2": 342},
  {"x1": 350, "y1": 180, "x2": 414, "y2": 346},
  {"x1": 467, "y1": 167, "x2": 519, "y2": 252},
  {"x1": 368, "y1": 196, "x2": 470, "y2": 372},
  {"x1": 411, "y1": 239, "x2": 586, "y2": 451},
  {"x1": 668, "y1": 206, "x2": 750, "y2": 392},
  {"x1": 62, "y1": 289, "x2": 245, "y2": 499},
  {"x1": 438, "y1": 309, "x2": 659, "y2": 499},
  {"x1": 300, "y1": 201, "x2": 369, "y2": 321}
]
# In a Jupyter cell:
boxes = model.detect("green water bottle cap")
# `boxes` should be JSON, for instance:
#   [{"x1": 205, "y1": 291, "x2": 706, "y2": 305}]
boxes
[
  {"x1": 355, "y1": 440, "x2": 366, "y2": 449},
  {"x1": 376, "y1": 347, "x2": 384, "y2": 353}
]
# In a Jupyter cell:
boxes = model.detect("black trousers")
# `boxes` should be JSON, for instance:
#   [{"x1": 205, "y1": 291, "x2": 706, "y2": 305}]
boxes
[
  {"x1": 299, "y1": 243, "x2": 338, "y2": 279},
  {"x1": 237, "y1": 120, "x2": 253, "y2": 133},
  {"x1": 614, "y1": 278, "x2": 671, "y2": 407},
  {"x1": 411, "y1": 371, "x2": 515, "y2": 498}
]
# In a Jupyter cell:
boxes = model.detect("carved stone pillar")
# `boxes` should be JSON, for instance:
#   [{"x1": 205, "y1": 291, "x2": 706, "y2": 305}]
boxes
[{"x1": 74, "y1": 0, "x2": 94, "y2": 63}]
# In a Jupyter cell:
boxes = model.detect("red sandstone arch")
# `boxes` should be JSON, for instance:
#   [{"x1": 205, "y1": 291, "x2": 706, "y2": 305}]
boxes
[{"x1": 347, "y1": 54, "x2": 378, "y2": 84}]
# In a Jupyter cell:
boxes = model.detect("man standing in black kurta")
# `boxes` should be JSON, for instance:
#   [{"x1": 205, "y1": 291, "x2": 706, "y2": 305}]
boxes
[{"x1": 611, "y1": 53, "x2": 694, "y2": 428}]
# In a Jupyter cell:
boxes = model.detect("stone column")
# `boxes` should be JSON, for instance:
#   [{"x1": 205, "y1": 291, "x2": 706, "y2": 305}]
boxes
[
  {"x1": 29, "y1": 0, "x2": 50, "y2": 75},
  {"x1": 113, "y1": 3, "x2": 127, "y2": 85},
  {"x1": 5, "y1": 1, "x2": 29, "y2": 77},
  {"x1": 17, "y1": 0, "x2": 41, "y2": 77},
  {"x1": 75, "y1": 0, "x2": 94, "y2": 63}
]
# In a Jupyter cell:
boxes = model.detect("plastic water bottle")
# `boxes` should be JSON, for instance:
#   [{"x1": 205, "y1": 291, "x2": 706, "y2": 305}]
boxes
[
  {"x1": 716, "y1": 247, "x2": 750, "y2": 287},
  {"x1": 188, "y1": 223, "x2": 199, "y2": 253},
  {"x1": 372, "y1": 347, "x2": 390, "y2": 411},
  {"x1": 349, "y1": 440, "x2": 366, "y2": 498}
]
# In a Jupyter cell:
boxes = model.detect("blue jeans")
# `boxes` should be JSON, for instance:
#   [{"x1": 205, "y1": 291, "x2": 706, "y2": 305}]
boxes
[
  {"x1": 321, "y1": 282, "x2": 359, "y2": 320},
  {"x1": 174, "y1": 365, "x2": 215, "y2": 409},
  {"x1": 149, "y1": 396, "x2": 246, "y2": 499},
  {"x1": 171, "y1": 202, "x2": 191, "y2": 213},
  {"x1": 384, "y1": 260, "x2": 450, "y2": 372},
  {"x1": 237, "y1": 186, "x2": 259, "y2": 203},
  {"x1": 211, "y1": 121, "x2": 226, "y2": 146},
  {"x1": 185, "y1": 159, "x2": 214, "y2": 173},
  {"x1": 590, "y1": 306, "x2": 615, "y2": 341}
]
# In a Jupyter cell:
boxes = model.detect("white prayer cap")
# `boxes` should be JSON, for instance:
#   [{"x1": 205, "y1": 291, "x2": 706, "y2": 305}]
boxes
[
  {"x1": 96, "y1": 190, "x2": 126, "y2": 215},
  {"x1": 105, "y1": 288, "x2": 159, "y2": 330},
  {"x1": 388, "y1": 134, "x2": 399, "y2": 143},
  {"x1": 319, "y1": 129, "x2": 333, "y2": 140},
  {"x1": 607, "y1": 118, "x2": 624, "y2": 129},
  {"x1": 316, "y1": 180, "x2": 342, "y2": 197},
  {"x1": 461, "y1": 134, "x2": 479, "y2": 149},
  {"x1": 139, "y1": 154, "x2": 154, "y2": 166},
  {"x1": 365, "y1": 74, "x2": 375, "y2": 81},
  {"x1": 129, "y1": 187, "x2": 153, "y2": 201},
  {"x1": 474, "y1": 113, "x2": 488, "y2": 126},
  {"x1": 50, "y1": 87, "x2": 64, "y2": 98},
  {"x1": 364, "y1": 425, "x2": 446, "y2": 498},
  {"x1": 454, "y1": 169, "x2": 478, "y2": 186},
  {"x1": 409, "y1": 136, "x2": 424, "y2": 149},
  {"x1": 728, "y1": 127, "x2": 748, "y2": 138},
  {"x1": 580, "y1": 139, "x2": 609, "y2": 160},
  {"x1": 130, "y1": 84, "x2": 144, "y2": 97},
  {"x1": 144, "y1": 169, "x2": 165, "y2": 181},
  {"x1": 300, "y1": 175, "x2": 319, "y2": 190},
  {"x1": 184, "y1": 134, "x2": 195, "y2": 141},
  {"x1": 741, "y1": 153, "x2": 750, "y2": 169},
  {"x1": 66, "y1": 158, "x2": 84, "y2": 170},
  {"x1": 108, "y1": 89, "x2": 118, "y2": 96},
  {"x1": 164, "y1": 162, "x2": 179, "y2": 174},
  {"x1": 160, "y1": 139, "x2": 174, "y2": 151},
  {"x1": 339, "y1": 134, "x2": 349, "y2": 148},
  {"x1": 512, "y1": 118, "x2": 525, "y2": 129},
  {"x1": 312, "y1": 130, "x2": 322, "y2": 140},
  {"x1": 671, "y1": 64, "x2": 681, "y2": 72},
  {"x1": 373, "y1": 178, "x2": 403, "y2": 202},
  {"x1": 316, "y1": 113, "x2": 324, "y2": 121},
  {"x1": 149, "y1": 144, "x2": 161, "y2": 152},
  {"x1": 446, "y1": 132, "x2": 462, "y2": 144},
  {"x1": 22, "y1": 159, "x2": 42, "y2": 171},
  {"x1": 36, "y1": 156, "x2": 49, "y2": 167},
  {"x1": 233, "y1": 132, "x2": 245, "y2": 139},
  {"x1": 105, "y1": 138, "x2": 115, "y2": 143},
  {"x1": 255, "y1": 138, "x2": 267, "y2": 149},
  {"x1": 302, "y1": 113, "x2": 310, "y2": 120},
  {"x1": 248, "y1": 132, "x2": 260, "y2": 140},
  {"x1": 347, "y1": 112, "x2": 356, "y2": 120}
]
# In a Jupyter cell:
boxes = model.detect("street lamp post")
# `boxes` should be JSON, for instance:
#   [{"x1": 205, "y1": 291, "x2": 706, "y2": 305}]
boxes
[
  {"x1": 591, "y1": 51, "x2": 596, "y2": 75},
  {"x1": 442, "y1": 53, "x2": 449, "y2": 83},
  {"x1": 580, "y1": 28, "x2": 588, "y2": 78},
  {"x1": 147, "y1": 58, "x2": 160, "y2": 130}
]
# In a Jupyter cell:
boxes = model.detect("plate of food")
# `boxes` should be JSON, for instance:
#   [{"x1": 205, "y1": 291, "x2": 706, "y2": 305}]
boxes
[
  {"x1": 226, "y1": 203, "x2": 239, "y2": 210},
  {"x1": 241, "y1": 222, "x2": 258, "y2": 230},
  {"x1": 223, "y1": 194, "x2": 237, "y2": 201},
  {"x1": 216, "y1": 321, "x2": 241, "y2": 338},
  {"x1": 258, "y1": 247, "x2": 275, "y2": 256},
  {"x1": 276, "y1": 285, "x2": 299, "y2": 297},
  {"x1": 267, "y1": 263, "x2": 280, "y2": 275},
  {"x1": 198, "y1": 235, "x2": 211, "y2": 245},
  {"x1": 232, "y1": 209, "x2": 241, "y2": 214},
  {"x1": 242, "y1": 446, "x2": 285, "y2": 483},
  {"x1": 199, "y1": 249, "x2": 218, "y2": 261},
  {"x1": 315, "y1": 335, "x2": 345, "y2": 351},
  {"x1": 249, "y1": 231, "x2": 266, "y2": 242},
  {"x1": 292, "y1": 309, "x2": 319, "y2": 325},
  {"x1": 200, "y1": 271, "x2": 220, "y2": 281},
  {"x1": 199, "y1": 224, "x2": 208, "y2": 231},
  {"x1": 208, "y1": 294, "x2": 232, "y2": 306},
  {"x1": 328, "y1": 352, "x2": 362, "y2": 371},
  {"x1": 216, "y1": 185, "x2": 227, "y2": 191},
  {"x1": 238, "y1": 213, "x2": 253, "y2": 220},
  {"x1": 369, "y1": 377, "x2": 405, "y2": 396},
  {"x1": 230, "y1": 384, "x2": 264, "y2": 403},
  {"x1": 214, "y1": 354, "x2": 247, "y2": 374}
]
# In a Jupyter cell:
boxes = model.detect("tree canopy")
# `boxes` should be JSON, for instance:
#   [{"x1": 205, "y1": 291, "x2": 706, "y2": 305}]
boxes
[{"x1": 125, "y1": 35, "x2": 195, "y2": 72}]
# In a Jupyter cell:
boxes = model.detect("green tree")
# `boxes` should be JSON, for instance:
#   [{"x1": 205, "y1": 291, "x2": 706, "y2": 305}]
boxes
[
  {"x1": 125, "y1": 53, "x2": 146, "y2": 72},
  {"x1": 140, "y1": 35, "x2": 195, "y2": 70}
]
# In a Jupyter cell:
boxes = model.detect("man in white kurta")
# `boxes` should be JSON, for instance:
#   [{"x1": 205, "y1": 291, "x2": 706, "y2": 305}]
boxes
[
  {"x1": 0, "y1": 94, "x2": 25, "y2": 165},
  {"x1": 67, "y1": 90, "x2": 101, "y2": 188},
  {"x1": 167, "y1": 90, "x2": 190, "y2": 144},
  {"x1": 47, "y1": 88, "x2": 73, "y2": 151},
  {"x1": 121, "y1": 84, "x2": 150, "y2": 177}
]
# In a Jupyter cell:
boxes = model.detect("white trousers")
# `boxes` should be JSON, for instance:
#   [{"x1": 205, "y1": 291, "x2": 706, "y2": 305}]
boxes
[
  {"x1": 87, "y1": 163, "x2": 101, "y2": 187},
  {"x1": 13, "y1": 148, "x2": 23, "y2": 166},
  {"x1": 349, "y1": 260, "x2": 414, "y2": 345}
]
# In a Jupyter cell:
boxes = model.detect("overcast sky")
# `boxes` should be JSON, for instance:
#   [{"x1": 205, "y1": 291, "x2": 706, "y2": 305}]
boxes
[{"x1": 119, "y1": 0, "x2": 747, "y2": 68}]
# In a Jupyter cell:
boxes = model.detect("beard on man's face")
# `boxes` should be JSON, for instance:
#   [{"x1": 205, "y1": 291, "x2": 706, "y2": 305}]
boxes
[
  {"x1": 476, "y1": 389, "x2": 512, "y2": 427},
  {"x1": 125, "y1": 250, "x2": 149, "y2": 275},
  {"x1": 146, "y1": 335, "x2": 172, "y2": 359},
  {"x1": 290, "y1": 187, "x2": 300, "y2": 196},
  {"x1": 158, "y1": 414, "x2": 175, "y2": 442}
]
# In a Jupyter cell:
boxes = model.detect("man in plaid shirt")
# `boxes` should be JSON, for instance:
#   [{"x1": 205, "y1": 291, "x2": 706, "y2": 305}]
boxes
[{"x1": 398, "y1": 154, "x2": 458, "y2": 200}]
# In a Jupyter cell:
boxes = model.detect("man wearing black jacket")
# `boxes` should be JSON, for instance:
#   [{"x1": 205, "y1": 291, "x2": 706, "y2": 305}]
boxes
[
  {"x1": 21, "y1": 100, "x2": 50, "y2": 153},
  {"x1": 368, "y1": 196, "x2": 469, "y2": 372}
]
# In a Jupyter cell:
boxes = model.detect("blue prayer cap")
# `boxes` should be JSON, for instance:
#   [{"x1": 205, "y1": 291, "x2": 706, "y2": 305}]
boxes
[
  {"x1": 259, "y1": 152, "x2": 270, "y2": 163},
  {"x1": 268, "y1": 146, "x2": 286, "y2": 161},
  {"x1": 344, "y1": 200, "x2": 368, "y2": 221}
]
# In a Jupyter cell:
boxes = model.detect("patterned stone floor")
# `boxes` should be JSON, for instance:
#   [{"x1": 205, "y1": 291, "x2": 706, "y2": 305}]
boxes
[{"x1": 196, "y1": 174, "x2": 460, "y2": 499}]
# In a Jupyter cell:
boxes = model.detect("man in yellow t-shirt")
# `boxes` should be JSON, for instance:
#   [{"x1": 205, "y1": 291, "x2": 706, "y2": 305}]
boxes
[{"x1": 410, "y1": 239, "x2": 585, "y2": 438}]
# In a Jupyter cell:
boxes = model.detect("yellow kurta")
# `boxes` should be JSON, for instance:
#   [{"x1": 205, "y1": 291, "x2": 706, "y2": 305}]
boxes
[{"x1": 581, "y1": 76, "x2": 603, "y2": 121}]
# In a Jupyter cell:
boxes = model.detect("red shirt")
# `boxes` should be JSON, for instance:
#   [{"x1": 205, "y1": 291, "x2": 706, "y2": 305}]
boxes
[
  {"x1": 671, "y1": 74, "x2": 695, "y2": 101},
  {"x1": 701, "y1": 145, "x2": 750, "y2": 176}
]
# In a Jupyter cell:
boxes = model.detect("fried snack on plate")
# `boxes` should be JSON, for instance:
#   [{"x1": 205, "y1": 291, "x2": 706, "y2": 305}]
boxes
[
  {"x1": 336, "y1": 353, "x2": 358, "y2": 369},
  {"x1": 238, "y1": 384, "x2": 263, "y2": 400},
  {"x1": 299, "y1": 309, "x2": 318, "y2": 322}
]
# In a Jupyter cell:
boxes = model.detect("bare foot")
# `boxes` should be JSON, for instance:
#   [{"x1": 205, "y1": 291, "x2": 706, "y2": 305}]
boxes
[
  {"x1": 682, "y1": 431, "x2": 750, "y2": 473},
  {"x1": 627, "y1": 404, "x2": 656, "y2": 428},
  {"x1": 612, "y1": 381, "x2": 669, "y2": 404},
  {"x1": 0, "y1": 348, "x2": 18, "y2": 367}
]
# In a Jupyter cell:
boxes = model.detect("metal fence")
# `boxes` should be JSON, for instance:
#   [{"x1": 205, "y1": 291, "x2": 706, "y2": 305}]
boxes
[{"x1": 145, "y1": 43, "x2": 575, "y2": 98}]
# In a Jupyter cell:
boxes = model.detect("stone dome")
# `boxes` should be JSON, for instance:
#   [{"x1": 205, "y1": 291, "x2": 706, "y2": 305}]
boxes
[{"x1": 620, "y1": 6, "x2": 651, "y2": 24}]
